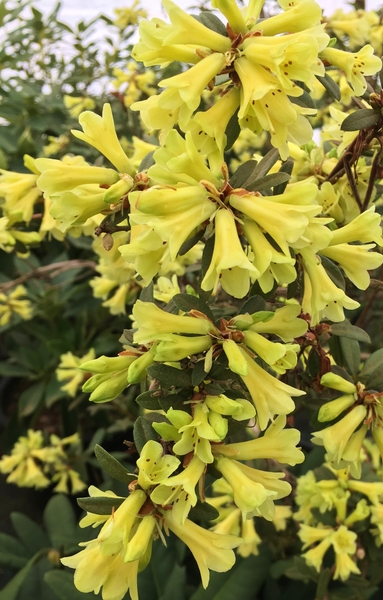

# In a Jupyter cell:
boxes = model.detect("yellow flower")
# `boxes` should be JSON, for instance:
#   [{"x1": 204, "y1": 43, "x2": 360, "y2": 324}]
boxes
[
  {"x1": 136, "y1": 440, "x2": 180, "y2": 490},
  {"x1": 201, "y1": 208, "x2": 259, "y2": 298},
  {"x1": 0, "y1": 285, "x2": 33, "y2": 326},
  {"x1": 56, "y1": 348, "x2": 96, "y2": 397},
  {"x1": 312, "y1": 405, "x2": 367, "y2": 464},
  {"x1": 113, "y1": 1, "x2": 147, "y2": 29},
  {"x1": 331, "y1": 526, "x2": 360, "y2": 581},
  {"x1": 249, "y1": 303, "x2": 308, "y2": 343},
  {"x1": 0, "y1": 168, "x2": 40, "y2": 223},
  {"x1": 72, "y1": 104, "x2": 135, "y2": 175},
  {"x1": 164, "y1": 510, "x2": 240, "y2": 589},
  {"x1": 320, "y1": 45, "x2": 382, "y2": 96},
  {"x1": 63, "y1": 95, "x2": 96, "y2": 118}
]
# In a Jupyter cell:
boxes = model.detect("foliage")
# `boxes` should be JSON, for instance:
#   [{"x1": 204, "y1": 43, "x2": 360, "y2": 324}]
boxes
[{"x1": 1, "y1": 0, "x2": 383, "y2": 599}]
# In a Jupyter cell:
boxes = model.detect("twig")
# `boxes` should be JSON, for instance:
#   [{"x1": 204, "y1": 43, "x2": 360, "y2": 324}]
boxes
[{"x1": 0, "y1": 260, "x2": 97, "y2": 292}]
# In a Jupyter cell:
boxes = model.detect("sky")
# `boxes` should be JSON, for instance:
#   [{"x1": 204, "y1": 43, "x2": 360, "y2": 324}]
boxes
[{"x1": 34, "y1": 0, "x2": 383, "y2": 25}]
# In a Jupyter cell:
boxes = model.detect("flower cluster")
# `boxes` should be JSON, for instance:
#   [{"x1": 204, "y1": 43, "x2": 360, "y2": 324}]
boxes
[{"x1": 0, "y1": 430, "x2": 86, "y2": 494}]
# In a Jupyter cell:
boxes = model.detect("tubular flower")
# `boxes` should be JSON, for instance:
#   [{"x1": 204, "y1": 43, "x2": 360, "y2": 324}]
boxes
[
  {"x1": 226, "y1": 346, "x2": 305, "y2": 431},
  {"x1": 71, "y1": 103, "x2": 135, "y2": 175},
  {"x1": 131, "y1": 0, "x2": 329, "y2": 157},
  {"x1": 300, "y1": 247, "x2": 360, "y2": 326},
  {"x1": 319, "y1": 45, "x2": 382, "y2": 96},
  {"x1": 0, "y1": 285, "x2": 33, "y2": 326},
  {"x1": 0, "y1": 167, "x2": 40, "y2": 223},
  {"x1": 56, "y1": 348, "x2": 96, "y2": 398},
  {"x1": 216, "y1": 415, "x2": 305, "y2": 465},
  {"x1": 164, "y1": 510, "x2": 240, "y2": 589}
]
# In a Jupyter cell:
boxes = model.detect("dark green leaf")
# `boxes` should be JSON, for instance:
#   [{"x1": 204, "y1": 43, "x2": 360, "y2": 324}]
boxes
[
  {"x1": 44, "y1": 570, "x2": 95, "y2": 599},
  {"x1": 289, "y1": 90, "x2": 316, "y2": 110},
  {"x1": 330, "y1": 321, "x2": 370, "y2": 343},
  {"x1": 172, "y1": 293, "x2": 215, "y2": 322},
  {"x1": 224, "y1": 107, "x2": 240, "y2": 151},
  {"x1": 230, "y1": 160, "x2": 258, "y2": 189},
  {"x1": 159, "y1": 389, "x2": 192, "y2": 412},
  {"x1": 245, "y1": 171, "x2": 291, "y2": 193},
  {"x1": 138, "y1": 150, "x2": 155, "y2": 171},
  {"x1": 284, "y1": 556, "x2": 318, "y2": 582},
  {"x1": 249, "y1": 278, "x2": 279, "y2": 300},
  {"x1": 0, "y1": 533, "x2": 29, "y2": 569},
  {"x1": 320, "y1": 255, "x2": 345, "y2": 291},
  {"x1": 201, "y1": 235, "x2": 215, "y2": 280},
  {"x1": 139, "y1": 282, "x2": 154, "y2": 303},
  {"x1": 249, "y1": 148, "x2": 280, "y2": 179},
  {"x1": 18, "y1": 380, "x2": 46, "y2": 417},
  {"x1": 0, "y1": 550, "x2": 47, "y2": 600},
  {"x1": 274, "y1": 159, "x2": 294, "y2": 195},
  {"x1": 94, "y1": 444, "x2": 134, "y2": 484},
  {"x1": 190, "y1": 551, "x2": 270, "y2": 600},
  {"x1": 43, "y1": 495, "x2": 77, "y2": 551},
  {"x1": 359, "y1": 348, "x2": 383, "y2": 390},
  {"x1": 339, "y1": 336, "x2": 360, "y2": 376},
  {"x1": 135, "y1": 390, "x2": 162, "y2": 410},
  {"x1": 341, "y1": 109, "x2": 380, "y2": 132},
  {"x1": 189, "y1": 500, "x2": 219, "y2": 522},
  {"x1": 191, "y1": 360, "x2": 209, "y2": 386},
  {"x1": 147, "y1": 364, "x2": 192, "y2": 388},
  {"x1": 239, "y1": 295, "x2": 266, "y2": 315},
  {"x1": 193, "y1": 11, "x2": 228, "y2": 37},
  {"x1": 77, "y1": 495, "x2": 126, "y2": 515},
  {"x1": 316, "y1": 72, "x2": 341, "y2": 101},
  {"x1": 10, "y1": 513, "x2": 50, "y2": 555},
  {"x1": 0, "y1": 362, "x2": 29, "y2": 377},
  {"x1": 158, "y1": 565, "x2": 186, "y2": 600},
  {"x1": 178, "y1": 228, "x2": 206, "y2": 256},
  {"x1": 316, "y1": 568, "x2": 332, "y2": 600},
  {"x1": 133, "y1": 416, "x2": 158, "y2": 453}
]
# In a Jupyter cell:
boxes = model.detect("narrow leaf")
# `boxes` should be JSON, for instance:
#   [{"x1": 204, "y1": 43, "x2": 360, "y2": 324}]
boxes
[
  {"x1": 178, "y1": 228, "x2": 206, "y2": 256},
  {"x1": 94, "y1": 444, "x2": 134, "y2": 484},
  {"x1": 224, "y1": 107, "x2": 240, "y2": 151},
  {"x1": 339, "y1": 336, "x2": 360, "y2": 376},
  {"x1": 138, "y1": 150, "x2": 155, "y2": 172},
  {"x1": 172, "y1": 293, "x2": 215, "y2": 322},
  {"x1": 230, "y1": 160, "x2": 258, "y2": 189},
  {"x1": 321, "y1": 255, "x2": 345, "y2": 291},
  {"x1": 245, "y1": 171, "x2": 290, "y2": 192},
  {"x1": 193, "y1": 11, "x2": 228, "y2": 37},
  {"x1": 77, "y1": 495, "x2": 126, "y2": 515},
  {"x1": 341, "y1": 109, "x2": 380, "y2": 132},
  {"x1": 133, "y1": 416, "x2": 158, "y2": 453},
  {"x1": 274, "y1": 159, "x2": 294, "y2": 195},
  {"x1": 316, "y1": 72, "x2": 341, "y2": 101},
  {"x1": 135, "y1": 390, "x2": 162, "y2": 410},
  {"x1": 191, "y1": 360, "x2": 209, "y2": 386},
  {"x1": 330, "y1": 321, "x2": 370, "y2": 344},
  {"x1": 188, "y1": 500, "x2": 219, "y2": 521},
  {"x1": 0, "y1": 550, "x2": 47, "y2": 600},
  {"x1": 147, "y1": 364, "x2": 192, "y2": 388},
  {"x1": 44, "y1": 570, "x2": 95, "y2": 599},
  {"x1": 359, "y1": 348, "x2": 383, "y2": 389}
]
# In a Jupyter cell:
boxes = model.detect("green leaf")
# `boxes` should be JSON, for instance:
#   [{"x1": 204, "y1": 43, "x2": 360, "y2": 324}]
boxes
[
  {"x1": 138, "y1": 149, "x2": 155, "y2": 171},
  {"x1": 190, "y1": 551, "x2": 270, "y2": 600},
  {"x1": 0, "y1": 362, "x2": 29, "y2": 377},
  {"x1": 201, "y1": 235, "x2": 215, "y2": 280},
  {"x1": 330, "y1": 321, "x2": 370, "y2": 344},
  {"x1": 77, "y1": 495, "x2": 126, "y2": 515},
  {"x1": 192, "y1": 360, "x2": 209, "y2": 386},
  {"x1": 315, "y1": 568, "x2": 332, "y2": 600},
  {"x1": 172, "y1": 293, "x2": 215, "y2": 322},
  {"x1": 274, "y1": 159, "x2": 294, "y2": 196},
  {"x1": 230, "y1": 160, "x2": 258, "y2": 189},
  {"x1": 284, "y1": 556, "x2": 318, "y2": 582},
  {"x1": 158, "y1": 564, "x2": 186, "y2": 600},
  {"x1": 193, "y1": 11, "x2": 228, "y2": 37},
  {"x1": 94, "y1": 444, "x2": 135, "y2": 484},
  {"x1": 249, "y1": 278, "x2": 279, "y2": 300},
  {"x1": 224, "y1": 107, "x2": 240, "y2": 151},
  {"x1": 359, "y1": 348, "x2": 383, "y2": 390},
  {"x1": 43, "y1": 495, "x2": 77, "y2": 551},
  {"x1": 341, "y1": 109, "x2": 380, "y2": 132},
  {"x1": 289, "y1": 90, "x2": 316, "y2": 110},
  {"x1": 139, "y1": 282, "x2": 154, "y2": 303},
  {"x1": 18, "y1": 380, "x2": 46, "y2": 417},
  {"x1": 339, "y1": 336, "x2": 360, "y2": 376},
  {"x1": 239, "y1": 295, "x2": 266, "y2": 315},
  {"x1": 178, "y1": 228, "x2": 206, "y2": 256},
  {"x1": 245, "y1": 171, "x2": 291, "y2": 193},
  {"x1": 44, "y1": 570, "x2": 95, "y2": 599},
  {"x1": 135, "y1": 390, "x2": 162, "y2": 410},
  {"x1": 320, "y1": 255, "x2": 345, "y2": 291},
  {"x1": 0, "y1": 533, "x2": 29, "y2": 569},
  {"x1": 188, "y1": 500, "x2": 219, "y2": 522},
  {"x1": 10, "y1": 513, "x2": 50, "y2": 555},
  {"x1": 133, "y1": 416, "x2": 158, "y2": 453},
  {"x1": 0, "y1": 550, "x2": 47, "y2": 600},
  {"x1": 249, "y1": 148, "x2": 280, "y2": 179},
  {"x1": 147, "y1": 364, "x2": 192, "y2": 388},
  {"x1": 316, "y1": 72, "x2": 341, "y2": 101}
]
